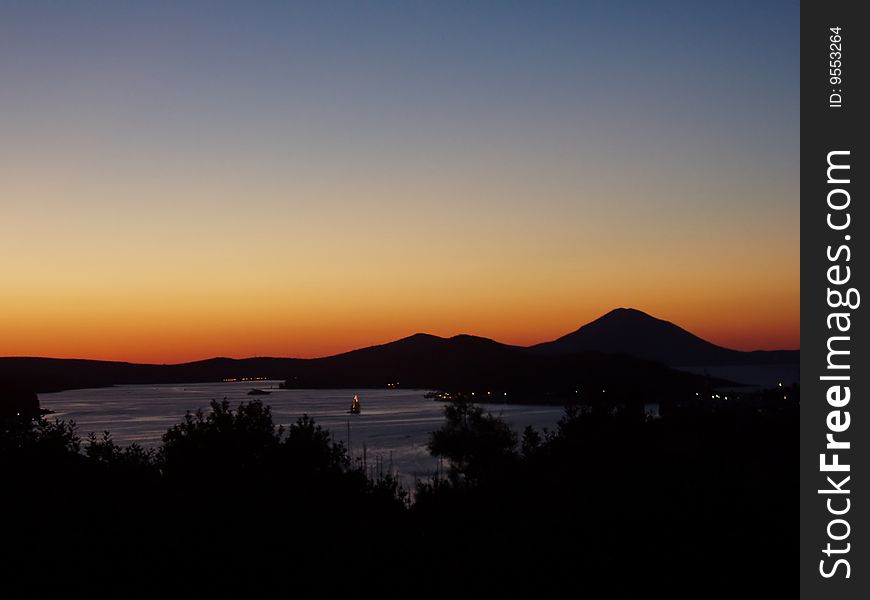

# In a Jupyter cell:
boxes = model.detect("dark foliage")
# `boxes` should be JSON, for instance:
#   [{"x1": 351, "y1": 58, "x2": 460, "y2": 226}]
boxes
[
  {"x1": 427, "y1": 400, "x2": 518, "y2": 484},
  {"x1": 415, "y1": 391, "x2": 798, "y2": 597},
  {"x1": 0, "y1": 401, "x2": 406, "y2": 598},
  {"x1": 160, "y1": 399, "x2": 284, "y2": 481},
  {"x1": 1, "y1": 391, "x2": 796, "y2": 598}
]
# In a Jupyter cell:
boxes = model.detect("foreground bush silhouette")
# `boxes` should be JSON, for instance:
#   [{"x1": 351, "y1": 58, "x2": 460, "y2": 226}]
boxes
[
  {"x1": 1, "y1": 401, "x2": 408, "y2": 597},
  {"x1": 414, "y1": 395, "x2": 798, "y2": 596},
  {"x1": 1, "y1": 393, "x2": 796, "y2": 598},
  {"x1": 427, "y1": 399, "x2": 518, "y2": 484},
  {"x1": 161, "y1": 399, "x2": 283, "y2": 482}
]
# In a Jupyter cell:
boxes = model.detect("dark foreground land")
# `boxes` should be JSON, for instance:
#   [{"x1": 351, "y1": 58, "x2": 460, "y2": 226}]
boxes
[{"x1": 1, "y1": 388, "x2": 796, "y2": 598}]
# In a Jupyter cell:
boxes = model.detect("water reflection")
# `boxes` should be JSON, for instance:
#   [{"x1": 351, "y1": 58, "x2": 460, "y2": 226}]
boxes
[{"x1": 40, "y1": 381, "x2": 565, "y2": 483}]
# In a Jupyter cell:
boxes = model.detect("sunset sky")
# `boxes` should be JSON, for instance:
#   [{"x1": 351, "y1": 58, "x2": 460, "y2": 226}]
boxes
[{"x1": 0, "y1": 1, "x2": 799, "y2": 363}]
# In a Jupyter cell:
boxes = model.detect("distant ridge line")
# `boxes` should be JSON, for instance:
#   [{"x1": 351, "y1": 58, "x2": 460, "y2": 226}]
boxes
[{"x1": 1, "y1": 308, "x2": 798, "y2": 394}]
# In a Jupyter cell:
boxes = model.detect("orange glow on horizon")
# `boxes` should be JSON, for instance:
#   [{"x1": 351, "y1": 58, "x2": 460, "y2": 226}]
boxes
[
  {"x1": 0, "y1": 190, "x2": 799, "y2": 364},
  {"x1": 0, "y1": 294, "x2": 799, "y2": 364},
  {"x1": 0, "y1": 1, "x2": 799, "y2": 366}
]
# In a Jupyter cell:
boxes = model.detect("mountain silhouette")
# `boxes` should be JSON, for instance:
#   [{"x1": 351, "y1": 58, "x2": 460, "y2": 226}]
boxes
[
  {"x1": 531, "y1": 307, "x2": 798, "y2": 366},
  {"x1": 0, "y1": 337, "x2": 713, "y2": 402},
  {"x1": 280, "y1": 332, "x2": 714, "y2": 401},
  {"x1": 0, "y1": 308, "x2": 797, "y2": 396}
]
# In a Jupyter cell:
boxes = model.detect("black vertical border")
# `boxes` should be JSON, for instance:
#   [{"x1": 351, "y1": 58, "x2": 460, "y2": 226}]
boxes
[{"x1": 801, "y1": 1, "x2": 867, "y2": 598}]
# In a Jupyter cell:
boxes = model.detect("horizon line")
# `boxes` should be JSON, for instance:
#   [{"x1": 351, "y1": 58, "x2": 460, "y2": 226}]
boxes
[{"x1": 0, "y1": 307, "x2": 800, "y2": 366}]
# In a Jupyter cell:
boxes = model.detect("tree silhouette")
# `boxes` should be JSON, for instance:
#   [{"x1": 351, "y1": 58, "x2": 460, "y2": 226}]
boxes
[
  {"x1": 160, "y1": 399, "x2": 283, "y2": 481},
  {"x1": 427, "y1": 399, "x2": 518, "y2": 483}
]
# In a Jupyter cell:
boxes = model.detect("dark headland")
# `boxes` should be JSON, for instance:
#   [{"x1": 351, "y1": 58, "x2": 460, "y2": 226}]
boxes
[{"x1": 0, "y1": 308, "x2": 798, "y2": 402}]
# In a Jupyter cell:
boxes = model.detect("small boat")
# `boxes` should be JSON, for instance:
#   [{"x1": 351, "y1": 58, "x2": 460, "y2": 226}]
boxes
[
  {"x1": 350, "y1": 394, "x2": 361, "y2": 415},
  {"x1": 248, "y1": 389, "x2": 271, "y2": 396}
]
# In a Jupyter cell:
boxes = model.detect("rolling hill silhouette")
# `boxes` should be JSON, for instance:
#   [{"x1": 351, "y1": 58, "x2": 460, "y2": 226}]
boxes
[
  {"x1": 279, "y1": 332, "x2": 705, "y2": 397},
  {"x1": 1, "y1": 308, "x2": 796, "y2": 398},
  {"x1": 531, "y1": 308, "x2": 799, "y2": 367}
]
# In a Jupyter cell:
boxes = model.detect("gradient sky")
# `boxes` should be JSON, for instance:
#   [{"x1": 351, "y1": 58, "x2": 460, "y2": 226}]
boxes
[{"x1": 0, "y1": 1, "x2": 799, "y2": 363}]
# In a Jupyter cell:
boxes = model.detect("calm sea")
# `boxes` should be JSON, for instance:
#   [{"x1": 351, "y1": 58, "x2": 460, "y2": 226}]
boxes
[{"x1": 39, "y1": 381, "x2": 565, "y2": 485}]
